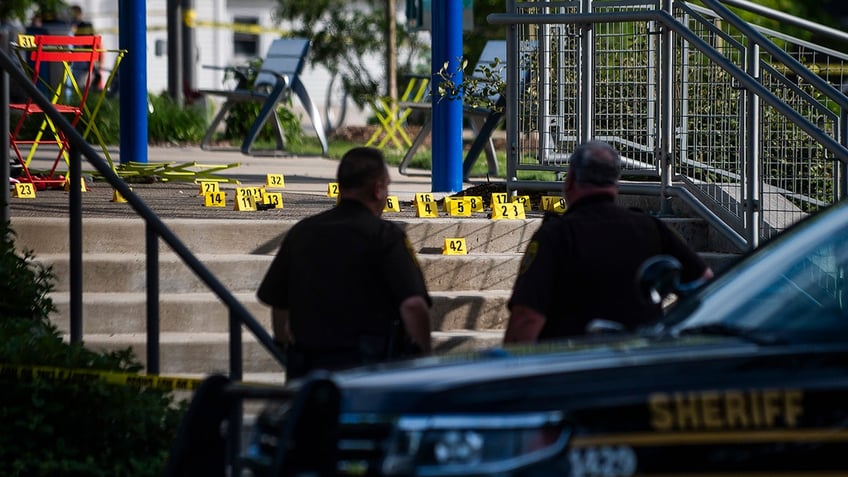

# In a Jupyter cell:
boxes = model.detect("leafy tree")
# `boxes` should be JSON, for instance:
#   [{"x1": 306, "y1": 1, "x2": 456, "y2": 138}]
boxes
[
  {"x1": 273, "y1": 0, "x2": 429, "y2": 108},
  {"x1": 720, "y1": 0, "x2": 826, "y2": 39},
  {"x1": 464, "y1": 0, "x2": 507, "y2": 65},
  {"x1": 696, "y1": 0, "x2": 846, "y2": 49},
  {"x1": 0, "y1": 0, "x2": 68, "y2": 24}
]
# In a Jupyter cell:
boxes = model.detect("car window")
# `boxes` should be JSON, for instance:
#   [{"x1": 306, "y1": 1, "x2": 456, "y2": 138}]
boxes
[
  {"x1": 664, "y1": 215, "x2": 848, "y2": 343},
  {"x1": 744, "y1": 238, "x2": 847, "y2": 336}
]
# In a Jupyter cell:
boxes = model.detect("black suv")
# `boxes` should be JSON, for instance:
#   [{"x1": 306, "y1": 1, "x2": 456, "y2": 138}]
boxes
[{"x1": 172, "y1": 199, "x2": 848, "y2": 477}]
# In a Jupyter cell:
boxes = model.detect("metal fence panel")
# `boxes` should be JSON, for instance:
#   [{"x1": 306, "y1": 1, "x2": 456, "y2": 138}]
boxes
[{"x1": 505, "y1": 0, "x2": 848, "y2": 244}]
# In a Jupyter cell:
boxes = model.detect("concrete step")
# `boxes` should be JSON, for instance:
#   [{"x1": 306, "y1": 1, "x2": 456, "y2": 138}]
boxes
[
  {"x1": 77, "y1": 330, "x2": 505, "y2": 375},
  {"x1": 49, "y1": 290, "x2": 511, "y2": 334},
  {"x1": 10, "y1": 217, "x2": 536, "y2": 255},
  {"x1": 40, "y1": 247, "x2": 734, "y2": 298},
  {"x1": 11, "y1": 215, "x2": 711, "y2": 256},
  {"x1": 18, "y1": 212, "x2": 725, "y2": 380},
  {"x1": 38, "y1": 253, "x2": 524, "y2": 293}
]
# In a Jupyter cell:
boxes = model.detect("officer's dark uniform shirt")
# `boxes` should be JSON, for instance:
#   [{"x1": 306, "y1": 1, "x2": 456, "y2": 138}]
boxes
[
  {"x1": 257, "y1": 199, "x2": 430, "y2": 352},
  {"x1": 508, "y1": 195, "x2": 708, "y2": 341}
]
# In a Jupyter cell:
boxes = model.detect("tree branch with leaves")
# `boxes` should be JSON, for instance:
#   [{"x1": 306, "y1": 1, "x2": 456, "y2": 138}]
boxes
[{"x1": 273, "y1": 0, "x2": 429, "y2": 108}]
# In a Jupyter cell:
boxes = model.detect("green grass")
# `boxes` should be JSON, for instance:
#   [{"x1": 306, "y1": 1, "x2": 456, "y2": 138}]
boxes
[
  {"x1": 61, "y1": 96, "x2": 560, "y2": 183},
  {"x1": 287, "y1": 137, "x2": 560, "y2": 182},
  {"x1": 66, "y1": 98, "x2": 562, "y2": 184}
]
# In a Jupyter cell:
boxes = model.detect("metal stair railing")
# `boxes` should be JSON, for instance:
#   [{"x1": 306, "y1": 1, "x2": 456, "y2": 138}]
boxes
[
  {"x1": 679, "y1": 0, "x2": 848, "y2": 246},
  {"x1": 491, "y1": 0, "x2": 848, "y2": 251},
  {"x1": 1, "y1": 40, "x2": 285, "y2": 472}
]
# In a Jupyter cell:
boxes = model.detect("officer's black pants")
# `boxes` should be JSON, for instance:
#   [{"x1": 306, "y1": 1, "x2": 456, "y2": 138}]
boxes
[{"x1": 284, "y1": 346, "x2": 362, "y2": 381}]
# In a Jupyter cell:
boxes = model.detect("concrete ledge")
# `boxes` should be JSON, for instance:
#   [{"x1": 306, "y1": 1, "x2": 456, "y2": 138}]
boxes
[
  {"x1": 10, "y1": 217, "x2": 542, "y2": 255},
  {"x1": 38, "y1": 252, "x2": 523, "y2": 293},
  {"x1": 11, "y1": 216, "x2": 710, "y2": 256},
  {"x1": 50, "y1": 290, "x2": 511, "y2": 334},
  {"x1": 76, "y1": 330, "x2": 505, "y2": 375}
]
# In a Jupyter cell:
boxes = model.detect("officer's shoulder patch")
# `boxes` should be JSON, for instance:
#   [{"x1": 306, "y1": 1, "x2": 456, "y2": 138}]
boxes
[{"x1": 518, "y1": 240, "x2": 539, "y2": 275}]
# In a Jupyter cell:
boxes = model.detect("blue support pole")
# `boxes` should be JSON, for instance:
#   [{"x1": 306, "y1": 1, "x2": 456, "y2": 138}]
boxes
[
  {"x1": 119, "y1": 0, "x2": 148, "y2": 164},
  {"x1": 431, "y1": 0, "x2": 463, "y2": 193}
]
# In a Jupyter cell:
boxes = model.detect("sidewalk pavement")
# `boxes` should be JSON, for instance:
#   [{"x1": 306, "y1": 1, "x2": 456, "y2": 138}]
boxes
[
  {"x1": 10, "y1": 146, "x2": 505, "y2": 221},
  {"x1": 101, "y1": 146, "x2": 452, "y2": 201},
  {"x1": 19, "y1": 145, "x2": 480, "y2": 200}
]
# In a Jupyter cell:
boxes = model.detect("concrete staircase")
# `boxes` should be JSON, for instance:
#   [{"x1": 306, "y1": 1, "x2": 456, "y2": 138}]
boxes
[{"x1": 10, "y1": 211, "x2": 735, "y2": 382}]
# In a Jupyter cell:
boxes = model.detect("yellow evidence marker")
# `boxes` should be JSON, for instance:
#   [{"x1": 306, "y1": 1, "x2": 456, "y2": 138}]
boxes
[
  {"x1": 443, "y1": 238, "x2": 468, "y2": 255},
  {"x1": 111, "y1": 188, "x2": 130, "y2": 203},
  {"x1": 414, "y1": 192, "x2": 434, "y2": 206},
  {"x1": 235, "y1": 187, "x2": 262, "y2": 205},
  {"x1": 491, "y1": 201, "x2": 526, "y2": 220},
  {"x1": 233, "y1": 192, "x2": 256, "y2": 212},
  {"x1": 490, "y1": 192, "x2": 509, "y2": 207},
  {"x1": 327, "y1": 182, "x2": 340, "y2": 197},
  {"x1": 17, "y1": 34, "x2": 37, "y2": 48},
  {"x1": 467, "y1": 196, "x2": 484, "y2": 212},
  {"x1": 415, "y1": 199, "x2": 439, "y2": 218},
  {"x1": 263, "y1": 192, "x2": 283, "y2": 209},
  {"x1": 383, "y1": 196, "x2": 401, "y2": 212},
  {"x1": 14, "y1": 182, "x2": 36, "y2": 199},
  {"x1": 63, "y1": 176, "x2": 87, "y2": 192},
  {"x1": 446, "y1": 197, "x2": 472, "y2": 217},
  {"x1": 204, "y1": 190, "x2": 227, "y2": 208},
  {"x1": 266, "y1": 173, "x2": 285, "y2": 188},
  {"x1": 513, "y1": 195, "x2": 532, "y2": 211},
  {"x1": 198, "y1": 181, "x2": 219, "y2": 196},
  {"x1": 250, "y1": 186, "x2": 265, "y2": 203},
  {"x1": 541, "y1": 196, "x2": 567, "y2": 213}
]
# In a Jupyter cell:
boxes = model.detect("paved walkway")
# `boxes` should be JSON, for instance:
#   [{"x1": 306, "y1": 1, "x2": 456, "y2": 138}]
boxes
[
  {"x1": 133, "y1": 146, "x2": 439, "y2": 199},
  {"x1": 9, "y1": 146, "x2": 500, "y2": 220},
  {"x1": 107, "y1": 146, "x2": 438, "y2": 197}
]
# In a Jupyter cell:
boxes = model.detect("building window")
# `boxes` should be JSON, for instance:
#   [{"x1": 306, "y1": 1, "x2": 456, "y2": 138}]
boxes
[{"x1": 233, "y1": 16, "x2": 259, "y2": 57}]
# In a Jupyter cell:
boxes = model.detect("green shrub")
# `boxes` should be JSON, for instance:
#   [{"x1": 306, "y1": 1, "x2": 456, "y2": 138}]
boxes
[
  {"x1": 0, "y1": 221, "x2": 185, "y2": 477},
  {"x1": 148, "y1": 93, "x2": 207, "y2": 144},
  {"x1": 7, "y1": 94, "x2": 121, "y2": 147},
  {"x1": 216, "y1": 58, "x2": 305, "y2": 148},
  {"x1": 221, "y1": 98, "x2": 305, "y2": 148},
  {"x1": 85, "y1": 95, "x2": 120, "y2": 145},
  {"x1": 7, "y1": 85, "x2": 298, "y2": 149},
  {"x1": 0, "y1": 228, "x2": 55, "y2": 322}
]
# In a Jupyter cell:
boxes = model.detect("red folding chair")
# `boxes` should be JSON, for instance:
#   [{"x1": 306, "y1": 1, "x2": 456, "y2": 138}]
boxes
[{"x1": 9, "y1": 34, "x2": 102, "y2": 189}]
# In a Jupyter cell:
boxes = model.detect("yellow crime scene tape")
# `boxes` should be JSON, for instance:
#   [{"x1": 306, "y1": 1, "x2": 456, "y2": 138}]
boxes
[
  {"x1": 0, "y1": 363, "x2": 203, "y2": 392},
  {"x1": 100, "y1": 9, "x2": 290, "y2": 36}
]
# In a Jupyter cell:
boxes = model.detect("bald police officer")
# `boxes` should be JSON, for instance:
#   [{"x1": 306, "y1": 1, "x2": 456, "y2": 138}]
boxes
[
  {"x1": 505, "y1": 140, "x2": 713, "y2": 344},
  {"x1": 258, "y1": 147, "x2": 431, "y2": 380}
]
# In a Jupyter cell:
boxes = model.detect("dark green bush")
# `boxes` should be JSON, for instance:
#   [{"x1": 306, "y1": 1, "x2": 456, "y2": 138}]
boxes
[
  {"x1": 147, "y1": 92, "x2": 207, "y2": 144},
  {"x1": 9, "y1": 93, "x2": 206, "y2": 146},
  {"x1": 0, "y1": 228, "x2": 55, "y2": 321},
  {"x1": 8, "y1": 93, "x2": 120, "y2": 147},
  {"x1": 85, "y1": 95, "x2": 120, "y2": 145},
  {"x1": 0, "y1": 221, "x2": 185, "y2": 477},
  {"x1": 217, "y1": 57, "x2": 305, "y2": 148},
  {"x1": 222, "y1": 97, "x2": 305, "y2": 148},
  {"x1": 7, "y1": 83, "x2": 299, "y2": 148}
]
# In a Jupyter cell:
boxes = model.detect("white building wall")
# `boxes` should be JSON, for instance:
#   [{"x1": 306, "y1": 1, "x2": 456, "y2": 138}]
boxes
[{"x1": 79, "y1": 0, "x2": 398, "y2": 127}]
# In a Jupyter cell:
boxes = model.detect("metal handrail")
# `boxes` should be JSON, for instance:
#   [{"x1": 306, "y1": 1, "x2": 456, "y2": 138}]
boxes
[
  {"x1": 493, "y1": 0, "x2": 848, "y2": 251},
  {"x1": 0, "y1": 46, "x2": 286, "y2": 378},
  {"x1": 699, "y1": 0, "x2": 848, "y2": 112},
  {"x1": 488, "y1": 10, "x2": 848, "y2": 165},
  {"x1": 718, "y1": 0, "x2": 848, "y2": 45}
]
